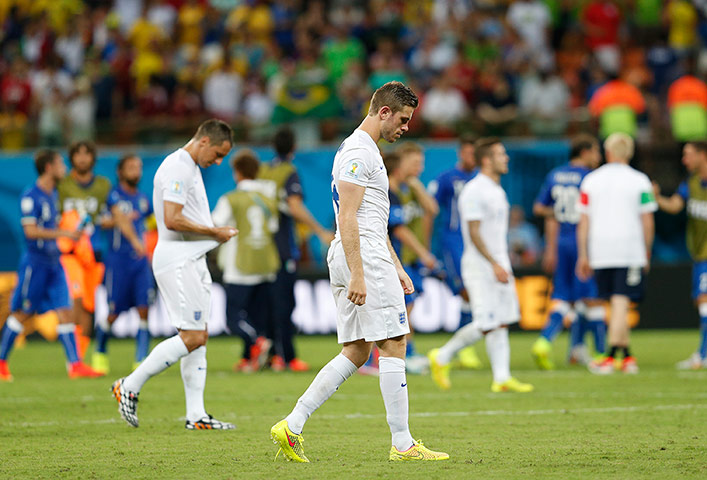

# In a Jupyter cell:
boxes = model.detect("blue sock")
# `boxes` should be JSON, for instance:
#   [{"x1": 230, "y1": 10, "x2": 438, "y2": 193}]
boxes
[
  {"x1": 135, "y1": 320, "x2": 150, "y2": 363},
  {"x1": 569, "y1": 316, "x2": 586, "y2": 348},
  {"x1": 95, "y1": 325, "x2": 110, "y2": 354},
  {"x1": 699, "y1": 316, "x2": 707, "y2": 360},
  {"x1": 540, "y1": 310, "x2": 565, "y2": 342},
  {"x1": 588, "y1": 321, "x2": 606, "y2": 354},
  {"x1": 0, "y1": 316, "x2": 23, "y2": 361},
  {"x1": 406, "y1": 340, "x2": 417, "y2": 357},
  {"x1": 57, "y1": 324, "x2": 79, "y2": 364}
]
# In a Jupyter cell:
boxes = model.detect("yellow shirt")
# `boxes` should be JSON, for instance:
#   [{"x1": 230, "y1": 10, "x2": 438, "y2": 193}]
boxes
[
  {"x1": 668, "y1": 0, "x2": 697, "y2": 49},
  {"x1": 129, "y1": 18, "x2": 164, "y2": 52},
  {"x1": 178, "y1": 4, "x2": 205, "y2": 46}
]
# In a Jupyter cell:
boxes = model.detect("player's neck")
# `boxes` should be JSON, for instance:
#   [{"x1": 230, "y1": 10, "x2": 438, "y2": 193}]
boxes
[
  {"x1": 120, "y1": 180, "x2": 137, "y2": 194},
  {"x1": 71, "y1": 169, "x2": 94, "y2": 184},
  {"x1": 36, "y1": 174, "x2": 55, "y2": 193},
  {"x1": 481, "y1": 168, "x2": 500, "y2": 184},
  {"x1": 457, "y1": 162, "x2": 475, "y2": 173},
  {"x1": 183, "y1": 140, "x2": 199, "y2": 164},
  {"x1": 357, "y1": 116, "x2": 381, "y2": 144}
]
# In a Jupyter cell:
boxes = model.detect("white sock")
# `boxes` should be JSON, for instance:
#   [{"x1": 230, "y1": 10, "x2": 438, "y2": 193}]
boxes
[
  {"x1": 138, "y1": 319, "x2": 149, "y2": 330},
  {"x1": 379, "y1": 356, "x2": 414, "y2": 451},
  {"x1": 123, "y1": 335, "x2": 188, "y2": 393},
  {"x1": 437, "y1": 323, "x2": 483, "y2": 365},
  {"x1": 181, "y1": 346, "x2": 208, "y2": 422},
  {"x1": 285, "y1": 353, "x2": 357, "y2": 434},
  {"x1": 6, "y1": 315, "x2": 24, "y2": 333},
  {"x1": 96, "y1": 312, "x2": 110, "y2": 332},
  {"x1": 485, "y1": 328, "x2": 511, "y2": 384}
]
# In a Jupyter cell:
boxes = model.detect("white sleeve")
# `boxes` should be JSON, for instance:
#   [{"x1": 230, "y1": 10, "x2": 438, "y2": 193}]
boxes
[
  {"x1": 459, "y1": 185, "x2": 484, "y2": 222},
  {"x1": 211, "y1": 196, "x2": 235, "y2": 228},
  {"x1": 337, "y1": 148, "x2": 371, "y2": 188},
  {"x1": 638, "y1": 175, "x2": 658, "y2": 213},
  {"x1": 161, "y1": 163, "x2": 191, "y2": 205}
]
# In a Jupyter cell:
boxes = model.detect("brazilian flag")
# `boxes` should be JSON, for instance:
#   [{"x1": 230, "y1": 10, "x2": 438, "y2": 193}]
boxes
[{"x1": 272, "y1": 66, "x2": 342, "y2": 123}]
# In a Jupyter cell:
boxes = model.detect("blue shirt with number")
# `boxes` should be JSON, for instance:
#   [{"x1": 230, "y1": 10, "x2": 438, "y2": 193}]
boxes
[
  {"x1": 105, "y1": 185, "x2": 152, "y2": 257},
  {"x1": 19, "y1": 184, "x2": 62, "y2": 262}
]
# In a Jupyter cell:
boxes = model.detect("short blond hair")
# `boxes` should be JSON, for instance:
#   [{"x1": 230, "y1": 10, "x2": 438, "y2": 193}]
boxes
[
  {"x1": 604, "y1": 133, "x2": 634, "y2": 161},
  {"x1": 396, "y1": 142, "x2": 423, "y2": 158}
]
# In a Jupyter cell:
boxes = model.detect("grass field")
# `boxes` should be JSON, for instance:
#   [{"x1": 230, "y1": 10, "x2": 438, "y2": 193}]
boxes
[{"x1": 1, "y1": 330, "x2": 705, "y2": 479}]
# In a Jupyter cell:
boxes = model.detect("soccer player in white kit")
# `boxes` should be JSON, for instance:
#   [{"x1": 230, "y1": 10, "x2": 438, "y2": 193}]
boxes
[
  {"x1": 428, "y1": 138, "x2": 534, "y2": 393},
  {"x1": 270, "y1": 82, "x2": 449, "y2": 462},
  {"x1": 111, "y1": 120, "x2": 237, "y2": 429}
]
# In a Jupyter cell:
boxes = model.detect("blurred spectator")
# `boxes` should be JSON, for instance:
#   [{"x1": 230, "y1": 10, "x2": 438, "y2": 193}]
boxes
[
  {"x1": 409, "y1": 30, "x2": 458, "y2": 86},
  {"x1": 66, "y1": 75, "x2": 96, "y2": 142},
  {"x1": 506, "y1": 0, "x2": 553, "y2": 69},
  {"x1": 321, "y1": 26, "x2": 365, "y2": 85},
  {"x1": 633, "y1": 0, "x2": 663, "y2": 45},
  {"x1": 666, "y1": 0, "x2": 698, "y2": 53},
  {"x1": 581, "y1": 0, "x2": 622, "y2": 74},
  {"x1": 242, "y1": 76, "x2": 273, "y2": 127},
  {"x1": 368, "y1": 37, "x2": 407, "y2": 90},
  {"x1": 113, "y1": 0, "x2": 143, "y2": 34},
  {"x1": 519, "y1": 67, "x2": 570, "y2": 136},
  {"x1": 476, "y1": 67, "x2": 518, "y2": 136},
  {"x1": 31, "y1": 54, "x2": 74, "y2": 105},
  {"x1": 203, "y1": 58, "x2": 243, "y2": 122},
  {"x1": 588, "y1": 76, "x2": 646, "y2": 138},
  {"x1": 668, "y1": 71, "x2": 707, "y2": 141},
  {"x1": 54, "y1": 15, "x2": 88, "y2": 75},
  {"x1": 508, "y1": 205, "x2": 541, "y2": 267},
  {"x1": 420, "y1": 70, "x2": 468, "y2": 132},
  {"x1": 646, "y1": 37, "x2": 680, "y2": 97},
  {"x1": 171, "y1": 81, "x2": 203, "y2": 119},
  {"x1": 38, "y1": 86, "x2": 65, "y2": 146},
  {"x1": 1, "y1": 58, "x2": 32, "y2": 116},
  {"x1": 177, "y1": 0, "x2": 205, "y2": 47},
  {"x1": 0, "y1": 103, "x2": 28, "y2": 150},
  {"x1": 138, "y1": 75, "x2": 169, "y2": 118},
  {"x1": 147, "y1": 0, "x2": 177, "y2": 38}
]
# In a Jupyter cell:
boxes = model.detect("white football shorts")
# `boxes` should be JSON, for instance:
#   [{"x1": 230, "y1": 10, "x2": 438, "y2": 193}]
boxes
[
  {"x1": 154, "y1": 255, "x2": 211, "y2": 331},
  {"x1": 327, "y1": 238, "x2": 410, "y2": 344},
  {"x1": 462, "y1": 258, "x2": 519, "y2": 331}
]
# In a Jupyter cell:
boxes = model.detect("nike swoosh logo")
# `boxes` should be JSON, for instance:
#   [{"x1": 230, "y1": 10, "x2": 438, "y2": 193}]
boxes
[
  {"x1": 286, "y1": 432, "x2": 296, "y2": 447},
  {"x1": 401, "y1": 383, "x2": 407, "y2": 387}
]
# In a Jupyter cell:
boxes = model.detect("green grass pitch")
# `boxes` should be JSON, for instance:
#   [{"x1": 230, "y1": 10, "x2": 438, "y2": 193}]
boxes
[{"x1": 0, "y1": 331, "x2": 705, "y2": 479}]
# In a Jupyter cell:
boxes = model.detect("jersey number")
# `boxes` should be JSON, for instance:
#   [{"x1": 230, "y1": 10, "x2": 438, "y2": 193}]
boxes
[
  {"x1": 551, "y1": 185, "x2": 580, "y2": 224},
  {"x1": 246, "y1": 205, "x2": 266, "y2": 242}
]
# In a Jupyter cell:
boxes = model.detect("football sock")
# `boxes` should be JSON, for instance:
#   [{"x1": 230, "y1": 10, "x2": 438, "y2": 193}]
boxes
[
  {"x1": 123, "y1": 335, "x2": 188, "y2": 393},
  {"x1": 181, "y1": 346, "x2": 208, "y2": 422},
  {"x1": 405, "y1": 339, "x2": 417, "y2": 357},
  {"x1": 57, "y1": 323, "x2": 80, "y2": 364},
  {"x1": 363, "y1": 351, "x2": 376, "y2": 368},
  {"x1": 486, "y1": 328, "x2": 511, "y2": 384},
  {"x1": 698, "y1": 303, "x2": 707, "y2": 359},
  {"x1": 569, "y1": 316, "x2": 586, "y2": 349},
  {"x1": 135, "y1": 319, "x2": 150, "y2": 363},
  {"x1": 437, "y1": 322, "x2": 483, "y2": 365},
  {"x1": 459, "y1": 300, "x2": 473, "y2": 328},
  {"x1": 0, "y1": 315, "x2": 23, "y2": 361},
  {"x1": 379, "y1": 356, "x2": 414, "y2": 451},
  {"x1": 586, "y1": 306, "x2": 606, "y2": 354},
  {"x1": 622, "y1": 347, "x2": 632, "y2": 359},
  {"x1": 541, "y1": 301, "x2": 570, "y2": 342},
  {"x1": 286, "y1": 353, "x2": 357, "y2": 434},
  {"x1": 95, "y1": 325, "x2": 110, "y2": 354},
  {"x1": 607, "y1": 346, "x2": 618, "y2": 358}
]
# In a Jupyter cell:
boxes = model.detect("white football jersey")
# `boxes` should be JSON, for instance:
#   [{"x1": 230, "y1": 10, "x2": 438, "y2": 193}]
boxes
[
  {"x1": 458, "y1": 173, "x2": 511, "y2": 271},
  {"x1": 330, "y1": 129, "x2": 390, "y2": 247},
  {"x1": 152, "y1": 148, "x2": 218, "y2": 274}
]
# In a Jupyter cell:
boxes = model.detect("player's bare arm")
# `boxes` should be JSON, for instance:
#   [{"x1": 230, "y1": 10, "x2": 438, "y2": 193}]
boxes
[
  {"x1": 407, "y1": 177, "x2": 439, "y2": 217},
  {"x1": 541, "y1": 215, "x2": 559, "y2": 274},
  {"x1": 287, "y1": 194, "x2": 335, "y2": 244},
  {"x1": 22, "y1": 222, "x2": 80, "y2": 241},
  {"x1": 111, "y1": 204, "x2": 145, "y2": 256},
  {"x1": 532, "y1": 201, "x2": 554, "y2": 218},
  {"x1": 653, "y1": 181, "x2": 685, "y2": 214},
  {"x1": 576, "y1": 212, "x2": 592, "y2": 281},
  {"x1": 391, "y1": 224, "x2": 437, "y2": 269},
  {"x1": 468, "y1": 219, "x2": 509, "y2": 283},
  {"x1": 337, "y1": 180, "x2": 367, "y2": 306},
  {"x1": 641, "y1": 211, "x2": 655, "y2": 273},
  {"x1": 386, "y1": 235, "x2": 414, "y2": 295},
  {"x1": 163, "y1": 200, "x2": 237, "y2": 243}
]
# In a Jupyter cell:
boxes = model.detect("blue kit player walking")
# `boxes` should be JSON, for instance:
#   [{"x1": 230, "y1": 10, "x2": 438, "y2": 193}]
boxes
[
  {"x1": 531, "y1": 135, "x2": 606, "y2": 369},
  {"x1": 654, "y1": 141, "x2": 707, "y2": 370},
  {"x1": 92, "y1": 154, "x2": 154, "y2": 374},
  {"x1": 428, "y1": 134, "x2": 481, "y2": 369},
  {"x1": 0, "y1": 150, "x2": 103, "y2": 381}
]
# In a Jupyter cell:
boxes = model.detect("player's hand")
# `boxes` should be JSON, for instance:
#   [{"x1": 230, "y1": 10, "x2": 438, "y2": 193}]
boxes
[
  {"x1": 576, "y1": 256, "x2": 592, "y2": 281},
  {"x1": 492, "y1": 263, "x2": 509, "y2": 283},
  {"x1": 318, "y1": 229, "x2": 335, "y2": 245},
  {"x1": 61, "y1": 229, "x2": 81, "y2": 241},
  {"x1": 420, "y1": 251, "x2": 437, "y2": 270},
  {"x1": 347, "y1": 272, "x2": 367, "y2": 305},
  {"x1": 541, "y1": 248, "x2": 557, "y2": 274},
  {"x1": 397, "y1": 266, "x2": 414, "y2": 295},
  {"x1": 213, "y1": 226, "x2": 238, "y2": 243},
  {"x1": 131, "y1": 241, "x2": 146, "y2": 257},
  {"x1": 652, "y1": 181, "x2": 661, "y2": 198}
]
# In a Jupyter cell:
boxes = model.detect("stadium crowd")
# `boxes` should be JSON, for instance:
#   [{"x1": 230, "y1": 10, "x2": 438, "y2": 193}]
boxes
[{"x1": 2, "y1": 0, "x2": 707, "y2": 148}]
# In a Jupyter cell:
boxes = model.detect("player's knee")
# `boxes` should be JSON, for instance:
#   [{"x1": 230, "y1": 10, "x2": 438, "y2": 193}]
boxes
[
  {"x1": 179, "y1": 330, "x2": 208, "y2": 351},
  {"x1": 341, "y1": 341, "x2": 372, "y2": 367},
  {"x1": 551, "y1": 300, "x2": 571, "y2": 316}
]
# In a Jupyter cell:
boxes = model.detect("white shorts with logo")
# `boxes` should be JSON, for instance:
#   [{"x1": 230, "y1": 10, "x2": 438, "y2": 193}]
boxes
[
  {"x1": 462, "y1": 258, "x2": 519, "y2": 332},
  {"x1": 327, "y1": 239, "x2": 410, "y2": 344},
  {"x1": 154, "y1": 255, "x2": 211, "y2": 331}
]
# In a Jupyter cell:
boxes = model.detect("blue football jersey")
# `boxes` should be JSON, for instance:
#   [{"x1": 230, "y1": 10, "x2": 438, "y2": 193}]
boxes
[
  {"x1": 19, "y1": 184, "x2": 61, "y2": 261},
  {"x1": 388, "y1": 189, "x2": 405, "y2": 258},
  {"x1": 105, "y1": 185, "x2": 152, "y2": 256},
  {"x1": 430, "y1": 167, "x2": 478, "y2": 236},
  {"x1": 535, "y1": 164, "x2": 592, "y2": 245}
]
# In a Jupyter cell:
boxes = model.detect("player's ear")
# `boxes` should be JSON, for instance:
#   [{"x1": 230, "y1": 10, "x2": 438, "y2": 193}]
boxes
[{"x1": 379, "y1": 106, "x2": 391, "y2": 120}]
